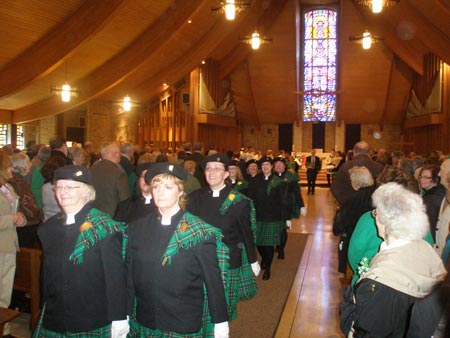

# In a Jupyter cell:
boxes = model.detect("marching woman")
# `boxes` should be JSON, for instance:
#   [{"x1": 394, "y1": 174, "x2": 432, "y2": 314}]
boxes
[
  {"x1": 126, "y1": 162, "x2": 230, "y2": 338},
  {"x1": 247, "y1": 156, "x2": 289, "y2": 280},
  {"x1": 227, "y1": 159, "x2": 248, "y2": 194},
  {"x1": 188, "y1": 154, "x2": 259, "y2": 320},
  {"x1": 34, "y1": 165, "x2": 129, "y2": 338},
  {"x1": 272, "y1": 157, "x2": 306, "y2": 259}
]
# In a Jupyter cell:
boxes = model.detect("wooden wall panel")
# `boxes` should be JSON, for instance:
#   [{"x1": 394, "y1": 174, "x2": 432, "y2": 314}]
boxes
[{"x1": 198, "y1": 124, "x2": 240, "y2": 154}]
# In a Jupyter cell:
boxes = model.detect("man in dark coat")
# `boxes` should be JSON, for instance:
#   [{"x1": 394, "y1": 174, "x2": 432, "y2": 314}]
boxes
[
  {"x1": 331, "y1": 140, "x2": 384, "y2": 205},
  {"x1": 305, "y1": 149, "x2": 322, "y2": 194},
  {"x1": 89, "y1": 142, "x2": 131, "y2": 217}
]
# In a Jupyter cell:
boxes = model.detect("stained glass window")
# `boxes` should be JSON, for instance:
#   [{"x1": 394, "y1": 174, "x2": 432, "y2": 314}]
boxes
[
  {"x1": 0, "y1": 124, "x2": 7, "y2": 147},
  {"x1": 303, "y1": 9, "x2": 337, "y2": 122},
  {"x1": 16, "y1": 125, "x2": 24, "y2": 150}
]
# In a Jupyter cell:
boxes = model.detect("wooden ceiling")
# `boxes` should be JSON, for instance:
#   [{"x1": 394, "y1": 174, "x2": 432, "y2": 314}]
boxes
[{"x1": 0, "y1": 0, "x2": 449, "y2": 126}]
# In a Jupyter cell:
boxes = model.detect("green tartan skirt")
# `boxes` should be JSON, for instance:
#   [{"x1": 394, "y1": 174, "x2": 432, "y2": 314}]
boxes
[
  {"x1": 227, "y1": 245, "x2": 258, "y2": 320},
  {"x1": 256, "y1": 220, "x2": 285, "y2": 245},
  {"x1": 128, "y1": 318, "x2": 214, "y2": 338},
  {"x1": 32, "y1": 309, "x2": 111, "y2": 338}
]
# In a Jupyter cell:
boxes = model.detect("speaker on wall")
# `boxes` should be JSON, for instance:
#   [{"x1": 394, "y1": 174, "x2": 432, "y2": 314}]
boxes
[{"x1": 182, "y1": 93, "x2": 190, "y2": 104}]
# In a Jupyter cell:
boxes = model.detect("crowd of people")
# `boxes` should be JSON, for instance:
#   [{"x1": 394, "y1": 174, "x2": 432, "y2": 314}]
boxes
[
  {"x1": 0, "y1": 137, "x2": 449, "y2": 337},
  {"x1": 0, "y1": 138, "x2": 307, "y2": 338}
]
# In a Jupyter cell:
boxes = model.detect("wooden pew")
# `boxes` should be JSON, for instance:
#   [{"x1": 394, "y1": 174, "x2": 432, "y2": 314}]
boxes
[
  {"x1": 13, "y1": 248, "x2": 41, "y2": 331},
  {"x1": 0, "y1": 307, "x2": 20, "y2": 338}
]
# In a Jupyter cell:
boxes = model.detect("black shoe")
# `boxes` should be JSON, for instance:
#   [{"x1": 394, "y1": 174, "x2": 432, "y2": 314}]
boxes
[
  {"x1": 278, "y1": 251, "x2": 285, "y2": 260},
  {"x1": 263, "y1": 270, "x2": 271, "y2": 280}
]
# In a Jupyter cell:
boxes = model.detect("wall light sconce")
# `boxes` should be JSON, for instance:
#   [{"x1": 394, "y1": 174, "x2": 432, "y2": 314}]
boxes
[{"x1": 123, "y1": 96, "x2": 131, "y2": 111}]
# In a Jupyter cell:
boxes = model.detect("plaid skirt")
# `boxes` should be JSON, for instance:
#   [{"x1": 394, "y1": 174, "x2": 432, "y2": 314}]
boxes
[
  {"x1": 128, "y1": 290, "x2": 215, "y2": 338},
  {"x1": 256, "y1": 221, "x2": 285, "y2": 246},
  {"x1": 227, "y1": 246, "x2": 258, "y2": 320},
  {"x1": 32, "y1": 308, "x2": 111, "y2": 338}
]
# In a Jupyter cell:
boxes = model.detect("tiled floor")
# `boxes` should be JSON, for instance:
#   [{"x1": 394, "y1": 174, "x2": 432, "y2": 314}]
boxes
[{"x1": 10, "y1": 187, "x2": 343, "y2": 338}]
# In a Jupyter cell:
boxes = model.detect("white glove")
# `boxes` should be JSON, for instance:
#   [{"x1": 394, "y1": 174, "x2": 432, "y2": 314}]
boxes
[
  {"x1": 214, "y1": 321, "x2": 229, "y2": 338},
  {"x1": 300, "y1": 207, "x2": 307, "y2": 217},
  {"x1": 251, "y1": 261, "x2": 261, "y2": 277},
  {"x1": 286, "y1": 220, "x2": 292, "y2": 229},
  {"x1": 111, "y1": 317, "x2": 130, "y2": 338}
]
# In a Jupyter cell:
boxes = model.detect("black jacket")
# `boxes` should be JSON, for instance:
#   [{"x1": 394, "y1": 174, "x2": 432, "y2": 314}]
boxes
[
  {"x1": 126, "y1": 210, "x2": 228, "y2": 333},
  {"x1": 38, "y1": 204, "x2": 127, "y2": 332},
  {"x1": 188, "y1": 185, "x2": 256, "y2": 268}
]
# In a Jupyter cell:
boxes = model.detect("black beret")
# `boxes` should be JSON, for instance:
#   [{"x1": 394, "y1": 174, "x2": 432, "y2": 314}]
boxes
[
  {"x1": 53, "y1": 165, "x2": 92, "y2": 185},
  {"x1": 145, "y1": 162, "x2": 187, "y2": 183},
  {"x1": 246, "y1": 159, "x2": 257, "y2": 167},
  {"x1": 273, "y1": 157, "x2": 287, "y2": 166},
  {"x1": 202, "y1": 154, "x2": 230, "y2": 168},
  {"x1": 229, "y1": 159, "x2": 240, "y2": 167},
  {"x1": 257, "y1": 156, "x2": 273, "y2": 167},
  {"x1": 136, "y1": 162, "x2": 152, "y2": 178}
]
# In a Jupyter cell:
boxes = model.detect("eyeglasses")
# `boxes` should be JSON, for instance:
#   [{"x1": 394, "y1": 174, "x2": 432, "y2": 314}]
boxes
[
  {"x1": 371, "y1": 209, "x2": 377, "y2": 218},
  {"x1": 205, "y1": 167, "x2": 225, "y2": 173},
  {"x1": 54, "y1": 186, "x2": 81, "y2": 192},
  {"x1": 418, "y1": 175, "x2": 432, "y2": 180}
]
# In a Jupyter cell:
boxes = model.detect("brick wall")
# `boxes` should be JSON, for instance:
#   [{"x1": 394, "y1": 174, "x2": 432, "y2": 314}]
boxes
[{"x1": 241, "y1": 124, "x2": 279, "y2": 153}]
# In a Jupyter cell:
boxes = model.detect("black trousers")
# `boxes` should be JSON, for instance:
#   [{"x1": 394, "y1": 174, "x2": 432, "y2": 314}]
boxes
[
  {"x1": 307, "y1": 169, "x2": 318, "y2": 192},
  {"x1": 257, "y1": 245, "x2": 274, "y2": 271},
  {"x1": 277, "y1": 228, "x2": 288, "y2": 254}
]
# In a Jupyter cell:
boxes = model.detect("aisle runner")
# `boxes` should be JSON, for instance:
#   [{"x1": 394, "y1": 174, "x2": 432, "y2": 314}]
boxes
[{"x1": 230, "y1": 233, "x2": 309, "y2": 338}]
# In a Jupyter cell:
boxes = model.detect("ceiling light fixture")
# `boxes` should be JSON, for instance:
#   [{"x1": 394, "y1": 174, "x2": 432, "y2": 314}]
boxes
[
  {"x1": 240, "y1": 30, "x2": 272, "y2": 50},
  {"x1": 354, "y1": 0, "x2": 399, "y2": 14},
  {"x1": 211, "y1": 0, "x2": 251, "y2": 21},
  {"x1": 123, "y1": 96, "x2": 131, "y2": 112},
  {"x1": 50, "y1": 82, "x2": 80, "y2": 102},
  {"x1": 50, "y1": 62, "x2": 79, "y2": 102},
  {"x1": 349, "y1": 30, "x2": 383, "y2": 49}
]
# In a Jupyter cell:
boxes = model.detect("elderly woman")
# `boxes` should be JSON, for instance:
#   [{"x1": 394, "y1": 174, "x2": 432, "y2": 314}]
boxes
[
  {"x1": 0, "y1": 151, "x2": 27, "y2": 336},
  {"x1": 34, "y1": 165, "x2": 129, "y2": 338},
  {"x1": 68, "y1": 146, "x2": 90, "y2": 167},
  {"x1": 126, "y1": 162, "x2": 230, "y2": 338},
  {"x1": 349, "y1": 183, "x2": 446, "y2": 338},
  {"x1": 9, "y1": 152, "x2": 43, "y2": 247},
  {"x1": 333, "y1": 166, "x2": 375, "y2": 274}
]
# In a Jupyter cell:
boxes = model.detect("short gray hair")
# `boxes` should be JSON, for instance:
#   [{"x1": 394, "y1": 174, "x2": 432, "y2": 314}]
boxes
[
  {"x1": 80, "y1": 182, "x2": 96, "y2": 202},
  {"x1": 372, "y1": 182, "x2": 428, "y2": 241},
  {"x1": 10, "y1": 152, "x2": 30, "y2": 174},
  {"x1": 349, "y1": 166, "x2": 373, "y2": 190}
]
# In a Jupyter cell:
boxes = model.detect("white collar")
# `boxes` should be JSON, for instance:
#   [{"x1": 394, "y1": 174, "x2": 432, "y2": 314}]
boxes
[{"x1": 211, "y1": 184, "x2": 226, "y2": 197}]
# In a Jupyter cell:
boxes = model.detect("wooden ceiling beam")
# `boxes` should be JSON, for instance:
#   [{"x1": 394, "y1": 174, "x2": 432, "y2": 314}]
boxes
[
  {"x1": 13, "y1": 0, "x2": 205, "y2": 123},
  {"x1": 0, "y1": 0, "x2": 125, "y2": 100},
  {"x1": 356, "y1": 6, "x2": 424, "y2": 75}
]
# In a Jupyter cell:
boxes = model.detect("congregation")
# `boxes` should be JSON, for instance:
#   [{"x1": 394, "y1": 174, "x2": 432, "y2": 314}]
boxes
[{"x1": 0, "y1": 137, "x2": 449, "y2": 337}]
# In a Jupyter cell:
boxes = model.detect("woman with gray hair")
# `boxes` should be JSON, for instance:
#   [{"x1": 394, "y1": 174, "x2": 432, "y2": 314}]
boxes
[
  {"x1": 34, "y1": 165, "x2": 129, "y2": 338},
  {"x1": 349, "y1": 182, "x2": 446, "y2": 338}
]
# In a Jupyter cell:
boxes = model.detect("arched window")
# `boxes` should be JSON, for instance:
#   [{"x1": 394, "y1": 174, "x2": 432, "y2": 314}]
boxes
[{"x1": 303, "y1": 9, "x2": 337, "y2": 122}]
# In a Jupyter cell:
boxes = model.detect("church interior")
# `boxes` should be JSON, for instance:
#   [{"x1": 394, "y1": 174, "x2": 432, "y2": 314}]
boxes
[{"x1": 0, "y1": 0, "x2": 449, "y2": 337}]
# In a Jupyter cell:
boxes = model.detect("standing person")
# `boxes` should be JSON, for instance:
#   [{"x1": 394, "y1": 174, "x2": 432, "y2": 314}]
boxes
[
  {"x1": 34, "y1": 165, "x2": 129, "y2": 338},
  {"x1": 49, "y1": 135, "x2": 72, "y2": 165},
  {"x1": 419, "y1": 164, "x2": 446, "y2": 242},
  {"x1": 248, "y1": 156, "x2": 289, "y2": 280},
  {"x1": 188, "y1": 154, "x2": 259, "y2": 319},
  {"x1": 273, "y1": 157, "x2": 306, "y2": 259},
  {"x1": 0, "y1": 151, "x2": 27, "y2": 337},
  {"x1": 305, "y1": 149, "x2": 322, "y2": 194},
  {"x1": 227, "y1": 159, "x2": 248, "y2": 193},
  {"x1": 9, "y1": 152, "x2": 44, "y2": 247},
  {"x1": 324, "y1": 149, "x2": 340, "y2": 186},
  {"x1": 349, "y1": 183, "x2": 446, "y2": 338},
  {"x1": 126, "y1": 162, "x2": 230, "y2": 338},
  {"x1": 114, "y1": 162, "x2": 155, "y2": 223},
  {"x1": 245, "y1": 159, "x2": 259, "y2": 182},
  {"x1": 89, "y1": 142, "x2": 131, "y2": 217},
  {"x1": 331, "y1": 141, "x2": 383, "y2": 205},
  {"x1": 41, "y1": 156, "x2": 67, "y2": 221},
  {"x1": 436, "y1": 159, "x2": 450, "y2": 258}
]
